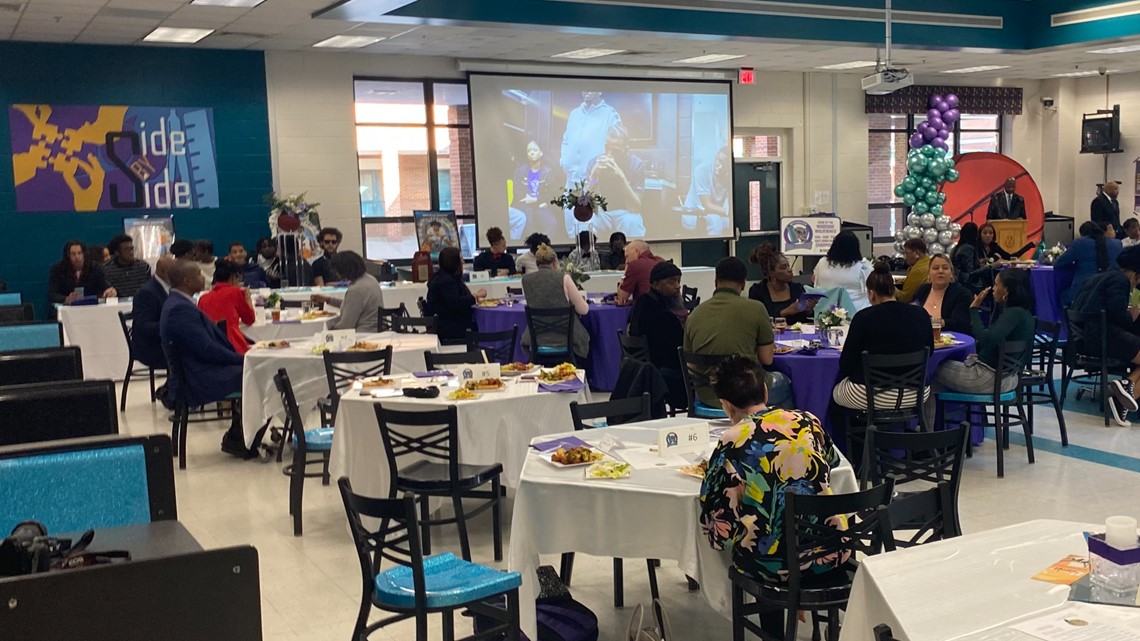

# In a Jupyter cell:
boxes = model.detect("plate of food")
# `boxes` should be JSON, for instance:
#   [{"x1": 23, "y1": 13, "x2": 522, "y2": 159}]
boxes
[
  {"x1": 355, "y1": 376, "x2": 401, "y2": 390},
  {"x1": 934, "y1": 333, "x2": 964, "y2": 349},
  {"x1": 252, "y1": 340, "x2": 291, "y2": 349},
  {"x1": 773, "y1": 344, "x2": 796, "y2": 355},
  {"x1": 447, "y1": 388, "x2": 480, "y2": 401},
  {"x1": 538, "y1": 363, "x2": 578, "y2": 383},
  {"x1": 586, "y1": 460, "x2": 632, "y2": 480},
  {"x1": 301, "y1": 310, "x2": 335, "y2": 320},
  {"x1": 346, "y1": 340, "x2": 383, "y2": 352},
  {"x1": 501, "y1": 362, "x2": 539, "y2": 376},
  {"x1": 540, "y1": 446, "x2": 606, "y2": 467},
  {"x1": 464, "y1": 378, "x2": 507, "y2": 392},
  {"x1": 477, "y1": 299, "x2": 502, "y2": 308},
  {"x1": 678, "y1": 460, "x2": 709, "y2": 479}
]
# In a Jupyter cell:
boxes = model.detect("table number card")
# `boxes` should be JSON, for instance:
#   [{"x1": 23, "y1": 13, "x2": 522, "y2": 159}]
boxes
[
  {"x1": 469, "y1": 271, "x2": 491, "y2": 282},
  {"x1": 457, "y1": 363, "x2": 502, "y2": 381},
  {"x1": 656, "y1": 421, "x2": 709, "y2": 456},
  {"x1": 314, "y1": 329, "x2": 356, "y2": 352}
]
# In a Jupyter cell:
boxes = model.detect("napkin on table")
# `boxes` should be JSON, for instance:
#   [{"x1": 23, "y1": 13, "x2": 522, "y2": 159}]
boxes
[
  {"x1": 413, "y1": 370, "x2": 452, "y2": 378},
  {"x1": 539, "y1": 378, "x2": 585, "y2": 393}
]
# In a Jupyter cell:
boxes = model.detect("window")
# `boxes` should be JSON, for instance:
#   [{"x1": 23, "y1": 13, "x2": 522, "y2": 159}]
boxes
[
  {"x1": 733, "y1": 134, "x2": 781, "y2": 159},
  {"x1": 867, "y1": 112, "x2": 1002, "y2": 242},
  {"x1": 354, "y1": 79, "x2": 474, "y2": 261}
]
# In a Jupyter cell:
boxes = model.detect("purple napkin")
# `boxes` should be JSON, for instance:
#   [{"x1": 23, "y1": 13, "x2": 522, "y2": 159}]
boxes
[
  {"x1": 413, "y1": 370, "x2": 452, "y2": 378},
  {"x1": 538, "y1": 378, "x2": 585, "y2": 393},
  {"x1": 531, "y1": 436, "x2": 589, "y2": 452}
]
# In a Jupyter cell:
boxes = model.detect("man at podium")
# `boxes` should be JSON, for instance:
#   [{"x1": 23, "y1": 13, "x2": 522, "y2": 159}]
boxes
[{"x1": 987, "y1": 178, "x2": 1026, "y2": 220}]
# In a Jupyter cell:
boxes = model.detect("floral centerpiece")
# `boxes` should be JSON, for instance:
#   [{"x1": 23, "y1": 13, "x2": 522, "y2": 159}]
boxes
[
  {"x1": 266, "y1": 192, "x2": 320, "y2": 232},
  {"x1": 1039, "y1": 243, "x2": 1066, "y2": 266},
  {"x1": 563, "y1": 262, "x2": 591, "y2": 291},
  {"x1": 264, "y1": 292, "x2": 282, "y2": 309},
  {"x1": 551, "y1": 181, "x2": 608, "y2": 223},
  {"x1": 816, "y1": 305, "x2": 848, "y2": 330}
]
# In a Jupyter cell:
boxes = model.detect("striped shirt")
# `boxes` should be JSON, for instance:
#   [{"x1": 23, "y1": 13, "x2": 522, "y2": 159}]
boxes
[{"x1": 103, "y1": 259, "x2": 152, "y2": 297}]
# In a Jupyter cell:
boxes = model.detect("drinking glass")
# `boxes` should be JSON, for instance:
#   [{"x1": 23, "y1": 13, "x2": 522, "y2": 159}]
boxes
[
  {"x1": 773, "y1": 317, "x2": 788, "y2": 337},
  {"x1": 931, "y1": 317, "x2": 944, "y2": 343},
  {"x1": 301, "y1": 301, "x2": 313, "y2": 315}
]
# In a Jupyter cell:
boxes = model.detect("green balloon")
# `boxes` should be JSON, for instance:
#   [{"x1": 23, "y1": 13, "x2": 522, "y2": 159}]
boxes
[
  {"x1": 914, "y1": 186, "x2": 927, "y2": 199},
  {"x1": 931, "y1": 204, "x2": 943, "y2": 215},
  {"x1": 908, "y1": 148, "x2": 921, "y2": 158},
  {"x1": 938, "y1": 192, "x2": 947, "y2": 204},
  {"x1": 929, "y1": 158, "x2": 948, "y2": 177},
  {"x1": 907, "y1": 155, "x2": 929, "y2": 172},
  {"x1": 946, "y1": 169, "x2": 960, "y2": 182},
  {"x1": 920, "y1": 177, "x2": 934, "y2": 190},
  {"x1": 946, "y1": 158, "x2": 955, "y2": 169},
  {"x1": 902, "y1": 176, "x2": 917, "y2": 191},
  {"x1": 921, "y1": 145, "x2": 937, "y2": 157},
  {"x1": 902, "y1": 194, "x2": 917, "y2": 206},
  {"x1": 925, "y1": 191, "x2": 939, "y2": 205},
  {"x1": 894, "y1": 184, "x2": 907, "y2": 198},
  {"x1": 914, "y1": 201, "x2": 930, "y2": 214}
]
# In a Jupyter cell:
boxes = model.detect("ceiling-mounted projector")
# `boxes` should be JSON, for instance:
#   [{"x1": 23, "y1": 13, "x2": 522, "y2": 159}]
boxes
[{"x1": 862, "y1": 67, "x2": 912, "y2": 95}]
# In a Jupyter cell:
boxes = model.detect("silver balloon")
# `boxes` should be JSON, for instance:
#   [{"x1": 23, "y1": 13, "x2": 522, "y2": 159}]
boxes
[
  {"x1": 894, "y1": 229, "x2": 906, "y2": 243},
  {"x1": 949, "y1": 222, "x2": 961, "y2": 233},
  {"x1": 937, "y1": 230, "x2": 953, "y2": 245},
  {"x1": 946, "y1": 242, "x2": 958, "y2": 255},
  {"x1": 893, "y1": 240, "x2": 905, "y2": 253},
  {"x1": 905, "y1": 225, "x2": 922, "y2": 240},
  {"x1": 919, "y1": 213, "x2": 936, "y2": 228},
  {"x1": 935, "y1": 215, "x2": 951, "y2": 231},
  {"x1": 929, "y1": 242, "x2": 946, "y2": 255},
  {"x1": 923, "y1": 228, "x2": 938, "y2": 244},
  {"x1": 892, "y1": 251, "x2": 905, "y2": 260},
  {"x1": 907, "y1": 213, "x2": 919, "y2": 227}
]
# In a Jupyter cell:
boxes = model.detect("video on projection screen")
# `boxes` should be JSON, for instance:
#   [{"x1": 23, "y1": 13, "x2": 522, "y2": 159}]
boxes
[{"x1": 468, "y1": 73, "x2": 734, "y2": 246}]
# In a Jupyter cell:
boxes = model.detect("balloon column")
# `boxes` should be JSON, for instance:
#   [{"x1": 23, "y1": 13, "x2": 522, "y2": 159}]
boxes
[{"x1": 893, "y1": 93, "x2": 962, "y2": 257}]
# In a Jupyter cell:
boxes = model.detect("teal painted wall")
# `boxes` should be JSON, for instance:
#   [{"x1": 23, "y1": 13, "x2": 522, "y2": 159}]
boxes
[{"x1": 0, "y1": 42, "x2": 272, "y2": 317}]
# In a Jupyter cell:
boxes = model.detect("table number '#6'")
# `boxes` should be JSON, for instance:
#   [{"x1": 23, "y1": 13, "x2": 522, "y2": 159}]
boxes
[{"x1": 657, "y1": 421, "x2": 709, "y2": 456}]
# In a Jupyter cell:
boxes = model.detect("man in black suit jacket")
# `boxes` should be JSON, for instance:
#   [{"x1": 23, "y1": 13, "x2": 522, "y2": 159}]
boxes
[
  {"x1": 987, "y1": 178, "x2": 1026, "y2": 220},
  {"x1": 130, "y1": 256, "x2": 174, "y2": 369},
  {"x1": 1091, "y1": 181, "x2": 1123, "y2": 232}
]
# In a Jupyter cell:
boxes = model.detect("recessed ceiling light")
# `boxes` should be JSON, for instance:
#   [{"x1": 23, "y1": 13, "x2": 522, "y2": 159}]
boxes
[
  {"x1": 143, "y1": 27, "x2": 213, "y2": 43},
  {"x1": 190, "y1": 0, "x2": 265, "y2": 7},
  {"x1": 940, "y1": 65, "x2": 1010, "y2": 74},
  {"x1": 815, "y1": 61, "x2": 878, "y2": 70},
  {"x1": 1088, "y1": 44, "x2": 1140, "y2": 54},
  {"x1": 1052, "y1": 69, "x2": 1119, "y2": 77},
  {"x1": 672, "y1": 54, "x2": 746, "y2": 65},
  {"x1": 550, "y1": 48, "x2": 626, "y2": 59},
  {"x1": 313, "y1": 35, "x2": 384, "y2": 48}
]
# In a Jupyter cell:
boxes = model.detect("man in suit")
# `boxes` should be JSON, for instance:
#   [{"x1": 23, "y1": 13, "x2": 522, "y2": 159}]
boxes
[
  {"x1": 160, "y1": 259, "x2": 249, "y2": 457},
  {"x1": 987, "y1": 178, "x2": 1026, "y2": 220},
  {"x1": 130, "y1": 256, "x2": 174, "y2": 371},
  {"x1": 1092, "y1": 181, "x2": 1122, "y2": 233}
]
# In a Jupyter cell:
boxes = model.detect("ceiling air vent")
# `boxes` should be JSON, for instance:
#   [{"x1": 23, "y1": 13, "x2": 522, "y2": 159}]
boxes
[{"x1": 96, "y1": 7, "x2": 173, "y2": 21}]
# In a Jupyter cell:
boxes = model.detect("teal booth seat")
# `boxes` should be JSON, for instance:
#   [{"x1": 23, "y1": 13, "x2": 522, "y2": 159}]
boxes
[
  {"x1": 0, "y1": 434, "x2": 177, "y2": 533},
  {"x1": 0, "y1": 321, "x2": 63, "y2": 351},
  {"x1": 0, "y1": 293, "x2": 21, "y2": 305}
]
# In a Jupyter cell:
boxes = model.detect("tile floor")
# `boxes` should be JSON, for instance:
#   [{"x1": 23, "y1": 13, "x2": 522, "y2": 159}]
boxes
[{"x1": 115, "y1": 381, "x2": 1140, "y2": 641}]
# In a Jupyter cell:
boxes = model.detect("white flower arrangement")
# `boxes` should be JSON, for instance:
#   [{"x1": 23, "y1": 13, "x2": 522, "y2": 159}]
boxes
[{"x1": 817, "y1": 305, "x2": 849, "y2": 329}]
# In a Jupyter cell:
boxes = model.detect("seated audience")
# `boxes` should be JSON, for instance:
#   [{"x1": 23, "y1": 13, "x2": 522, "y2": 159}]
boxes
[
  {"x1": 88, "y1": 244, "x2": 109, "y2": 268},
  {"x1": 628, "y1": 261, "x2": 688, "y2": 407},
  {"x1": 192, "y1": 240, "x2": 217, "y2": 283},
  {"x1": 255, "y1": 237, "x2": 283, "y2": 288},
  {"x1": 565, "y1": 230, "x2": 601, "y2": 272},
  {"x1": 49, "y1": 240, "x2": 116, "y2": 304},
  {"x1": 1123, "y1": 218, "x2": 1140, "y2": 249},
  {"x1": 310, "y1": 251, "x2": 384, "y2": 333},
  {"x1": 833, "y1": 261, "x2": 934, "y2": 411},
  {"x1": 1071, "y1": 246, "x2": 1140, "y2": 426},
  {"x1": 472, "y1": 226, "x2": 517, "y2": 276},
  {"x1": 1056, "y1": 221, "x2": 1123, "y2": 306},
  {"x1": 515, "y1": 232, "x2": 549, "y2": 275},
  {"x1": 131, "y1": 256, "x2": 175, "y2": 370},
  {"x1": 913, "y1": 254, "x2": 973, "y2": 335},
  {"x1": 159, "y1": 260, "x2": 247, "y2": 456},
  {"x1": 748, "y1": 242, "x2": 814, "y2": 324},
  {"x1": 602, "y1": 232, "x2": 627, "y2": 270},
  {"x1": 311, "y1": 227, "x2": 342, "y2": 286},
  {"x1": 897, "y1": 238, "x2": 931, "y2": 304},
  {"x1": 616, "y1": 240, "x2": 664, "y2": 305},
  {"x1": 169, "y1": 239, "x2": 194, "y2": 259},
  {"x1": 198, "y1": 260, "x2": 256, "y2": 356},
  {"x1": 521, "y1": 244, "x2": 590, "y2": 360},
  {"x1": 978, "y1": 222, "x2": 1015, "y2": 263},
  {"x1": 228, "y1": 242, "x2": 268, "y2": 288},
  {"x1": 102, "y1": 234, "x2": 152, "y2": 298},
  {"x1": 951, "y1": 222, "x2": 984, "y2": 291},
  {"x1": 814, "y1": 230, "x2": 873, "y2": 311},
  {"x1": 683, "y1": 256, "x2": 791, "y2": 408},
  {"x1": 700, "y1": 356, "x2": 840, "y2": 637},
  {"x1": 425, "y1": 247, "x2": 486, "y2": 343}
]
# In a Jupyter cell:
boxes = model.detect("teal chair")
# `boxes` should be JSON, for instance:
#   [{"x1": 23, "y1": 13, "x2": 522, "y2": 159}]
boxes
[
  {"x1": 0, "y1": 293, "x2": 21, "y2": 306},
  {"x1": 0, "y1": 322, "x2": 62, "y2": 352},
  {"x1": 524, "y1": 306, "x2": 577, "y2": 367},
  {"x1": 273, "y1": 368, "x2": 332, "y2": 537}
]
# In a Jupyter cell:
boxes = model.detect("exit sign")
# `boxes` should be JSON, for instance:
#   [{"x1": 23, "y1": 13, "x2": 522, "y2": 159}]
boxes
[{"x1": 739, "y1": 68, "x2": 755, "y2": 84}]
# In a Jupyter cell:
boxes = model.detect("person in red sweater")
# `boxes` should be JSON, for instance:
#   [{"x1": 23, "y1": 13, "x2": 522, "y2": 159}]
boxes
[{"x1": 198, "y1": 259, "x2": 255, "y2": 355}]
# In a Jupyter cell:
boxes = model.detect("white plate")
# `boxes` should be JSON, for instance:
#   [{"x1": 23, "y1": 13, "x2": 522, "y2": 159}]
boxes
[
  {"x1": 369, "y1": 389, "x2": 403, "y2": 398},
  {"x1": 537, "y1": 449, "x2": 606, "y2": 468}
]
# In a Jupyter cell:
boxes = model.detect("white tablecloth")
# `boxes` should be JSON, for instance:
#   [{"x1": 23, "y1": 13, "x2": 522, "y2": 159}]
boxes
[
  {"x1": 509, "y1": 419, "x2": 858, "y2": 639},
  {"x1": 58, "y1": 301, "x2": 133, "y2": 381},
  {"x1": 328, "y1": 374, "x2": 591, "y2": 500},
  {"x1": 243, "y1": 316, "x2": 330, "y2": 342},
  {"x1": 840, "y1": 519, "x2": 1095, "y2": 641},
  {"x1": 273, "y1": 286, "x2": 348, "y2": 303},
  {"x1": 240, "y1": 332, "x2": 438, "y2": 447}
]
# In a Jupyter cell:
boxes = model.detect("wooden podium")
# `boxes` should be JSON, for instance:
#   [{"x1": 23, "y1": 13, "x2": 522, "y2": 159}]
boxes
[{"x1": 990, "y1": 219, "x2": 1027, "y2": 255}]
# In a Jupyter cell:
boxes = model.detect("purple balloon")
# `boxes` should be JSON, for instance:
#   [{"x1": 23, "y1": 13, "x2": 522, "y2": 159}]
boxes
[
  {"x1": 910, "y1": 132, "x2": 925, "y2": 148},
  {"x1": 935, "y1": 100, "x2": 949, "y2": 113},
  {"x1": 930, "y1": 94, "x2": 944, "y2": 108},
  {"x1": 928, "y1": 108, "x2": 941, "y2": 121},
  {"x1": 935, "y1": 140, "x2": 949, "y2": 151},
  {"x1": 943, "y1": 108, "x2": 960, "y2": 124},
  {"x1": 938, "y1": 128, "x2": 951, "y2": 140},
  {"x1": 932, "y1": 136, "x2": 946, "y2": 148},
  {"x1": 929, "y1": 117, "x2": 945, "y2": 131},
  {"x1": 946, "y1": 94, "x2": 959, "y2": 109},
  {"x1": 923, "y1": 128, "x2": 937, "y2": 141}
]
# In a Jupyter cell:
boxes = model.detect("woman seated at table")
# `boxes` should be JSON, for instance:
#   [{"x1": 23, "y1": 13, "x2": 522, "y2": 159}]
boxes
[
  {"x1": 951, "y1": 222, "x2": 983, "y2": 291},
  {"x1": 471, "y1": 226, "x2": 516, "y2": 277},
  {"x1": 932, "y1": 267, "x2": 1035, "y2": 397},
  {"x1": 1055, "y1": 221, "x2": 1123, "y2": 307},
  {"x1": 521, "y1": 244, "x2": 589, "y2": 361},
  {"x1": 978, "y1": 222, "x2": 1014, "y2": 265},
  {"x1": 700, "y1": 356, "x2": 841, "y2": 636},
  {"x1": 833, "y1": 261, "x2": 934, "y2": 411},
  {"x1": 311, "y1": 251, "x2": 385, "y2": 333},
  {"x1": 197, "y1": 259, "x2": 256, "y2": 355},
  {"x1": 814, "y1": 230, "x2": 873, "y2": 311},
  {"x1": 748, "y1": 242, "x2": 814, "y2": 324},
  {"x1": 628, "y1": 261, "x2": 687, "y2": 408},
  {"x1": 425, "y1": 246, "x2": 487, "y2": 343},
  {"x1": 48, "y1": 240, "x2": 116, "y2": 304},
  {"x1": 913, "y1": 254, "x2": 973, "y2": 335}
]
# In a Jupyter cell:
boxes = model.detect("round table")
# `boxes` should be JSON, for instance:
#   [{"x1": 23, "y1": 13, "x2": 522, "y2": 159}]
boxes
[
  {"x1": 471, "y1": 301, "x2": 630, "y2": 391},
  {"x1": 769, "y1": 332, "x2": 976, "y2": 444}
]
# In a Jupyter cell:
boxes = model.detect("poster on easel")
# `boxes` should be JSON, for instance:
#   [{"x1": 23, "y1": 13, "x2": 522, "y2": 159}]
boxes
[{"x1": 780, "y1": 215, "x2": 841, "y2": 256}]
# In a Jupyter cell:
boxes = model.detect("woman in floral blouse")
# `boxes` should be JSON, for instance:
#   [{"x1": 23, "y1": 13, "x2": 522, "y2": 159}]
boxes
[{"x1": 699, "y1": 356, "x2": 841, "y2": 632}]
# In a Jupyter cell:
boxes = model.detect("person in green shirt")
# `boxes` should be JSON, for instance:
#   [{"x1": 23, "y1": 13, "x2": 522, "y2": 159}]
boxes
[{"x1": 897, "y1": 237, "x2": 931, "y2": 303}]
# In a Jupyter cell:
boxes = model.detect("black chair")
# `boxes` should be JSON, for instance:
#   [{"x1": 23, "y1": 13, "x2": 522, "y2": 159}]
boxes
[
  {"x1": 162, "y1": 340, "x2": 243, "y2": 469},
  {"x1": 1063, "y1": 309, "x2": 1128, "y2": 427},
  {"x1": 617, "y1": 330, "x2": 650, "y2": 363},
  {"x1": 841, "y1": 349, "x2": 931, "y2": 467},
  {"x1": 0, "y1": 380, "x2": 118, "y2": 447},
  {"x1": 374, "y1": 405, "x2": 505, "y2": 562},
  {"x1": 1021, "y1": 320, "x2": 1069, "y2": 445},
  {"x1": 0, "y1": 303, "x2": 34, "y2": 322},
  {"x1": 423, "y1": 350, "x2": 486, "y2": 371},
  {"x1": 466, "y1": 327, "x2": 519, "y2": 365},
  {"x1": 936, "y1": 340, "x2": 1032, "y2": 478},
  {"x1": 319, "y1": 347, "x2": 394, "y2": 428},
  {"x1": 873, "y1": 624, "x2": 901, "y2": 641},
  {"x1": 117, "y1": 311, "x2": 163, "y2": 411},
  {"x1": 338, "y1": 478, "x2": 521, "y2": 641},
  {"x1": 394, "y1": 316, "x2": 437, "y2": 335},
  {"x1": 0, "y1": 346, "x2": 83, "y2": 386},
  {"x1": 678, "y1": 349, "x2": 730, "y2": 419},
  {"x1": 377, "y1": 303, "x2": 410, "y2": 332},
  {"x1": 730, "y1": 481, "x2": 895, "y2": 641},
  {"x1": 879, "y1": 482, "x2": 961, "y2": 550},
  {"x1": 506, "y1": 286, "x2": 523, "y2": 297},
  {"x1": 524, "y1": 306, "x2": 576, "y2": 367},
  {"x1": 273, "y1": 369, "x2": 332, "y2": 536},
  {"x1": 682, "y1": 286, "x2": 700, "y2": 312}
]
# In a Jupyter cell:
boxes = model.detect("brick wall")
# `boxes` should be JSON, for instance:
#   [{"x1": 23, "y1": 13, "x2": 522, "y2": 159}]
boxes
[{"x1": 448, "y1": 126, "x2": 474, "y2": 217}]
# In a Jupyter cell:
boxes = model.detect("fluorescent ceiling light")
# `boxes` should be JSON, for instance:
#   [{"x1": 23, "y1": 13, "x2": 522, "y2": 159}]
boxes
[
  {"x1": 313, "y1": 35, "x2": 383, "y2": 48},
  {"x1": 1088, "y1": 43, "x2": 1140, "y2": 54},
  {"x1": 143, "y1": 27, "x2": 213, "y2": 43},
  {"x1": 815, "y1": 61, "x2": 878, "y2": 70},
  {"x1": 672, "y1": 54, "x2": 746, "y2": 64},
  {"x1": 550, "y1": 48, "x2": 626, "y2": 59},
  {"x1": 1052, "y1": 69, "x2": 1119, "y2": 77},
  {"x1": 190, "y1": 0, "x2": 265, "y2": 7},
  {"x1": 940, "y1": 65, "x2": 1010, "y2": 74}
]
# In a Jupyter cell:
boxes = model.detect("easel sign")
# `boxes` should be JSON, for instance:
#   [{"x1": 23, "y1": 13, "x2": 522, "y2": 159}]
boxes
[{"x1": 780, "y1": 216, "x2": 842, "y2": 256}]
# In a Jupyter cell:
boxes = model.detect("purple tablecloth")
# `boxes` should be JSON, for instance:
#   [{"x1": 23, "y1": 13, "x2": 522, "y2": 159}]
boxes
[
  {"x1": 769, "y1": 333, "x2": 976, "y2": 443},
  {"x1": 472, "y1": 303, "x2": 630, "y2": 391},
  {"x1": 1029, "y1": 266, "x2": 1068, "y2": 339}
]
